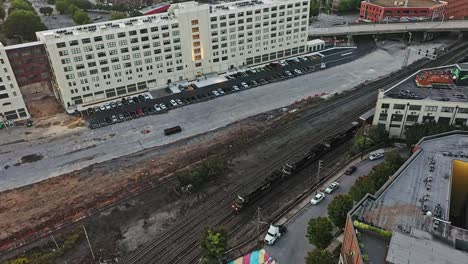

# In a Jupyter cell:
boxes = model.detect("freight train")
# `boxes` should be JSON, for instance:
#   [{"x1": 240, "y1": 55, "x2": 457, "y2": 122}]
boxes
[{"x1": 231, "y1": 121, "x2": 360, "y2": 213}]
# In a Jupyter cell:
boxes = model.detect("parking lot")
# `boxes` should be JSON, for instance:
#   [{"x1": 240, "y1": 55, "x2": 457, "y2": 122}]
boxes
[{"x1": 83, "y1": 48, "x2": 357, "y2": 130}]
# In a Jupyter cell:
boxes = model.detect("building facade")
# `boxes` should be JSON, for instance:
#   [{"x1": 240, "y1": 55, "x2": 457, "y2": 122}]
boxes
[
  {"x1": 444, "y1": 0, "x2": 468, "y2": 19},
  {"x1": 5, "y1": 42, "x2": 52, "y2": 87},
  {"x1": 372, "y1": 64, "x2": 468, "y2": 138},
  {"x1": 36, "y1": 0, "x2": 310, "y2": 112},
  {"x1": 0, "y1": 43, "x2": 30, "y2": 121},
  {"x1": 359, "y1": 0, "x2": 447, "y2": 22}
]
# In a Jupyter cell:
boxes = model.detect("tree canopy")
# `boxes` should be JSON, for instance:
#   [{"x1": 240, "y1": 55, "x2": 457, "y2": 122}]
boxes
[
  {"x1": 327, "y1": 194, "x2": 354, "y2": 229},
  {"x1": 199, "y1": 227, "x2": 227, "y2": 260},
  {"x1": 72, "y1": 9, "x2": 90, "y2": 24},
  {"x1": 305, "y1": 248, "x2": 335, "y2": 264},
  {"x1": 8, "y1": 0, "x2": 34, "y2": 14},
  {"x1": 309, "y1": 0, "x2": 320, "y2": 18},
  {"x1": 110, "y1": 11, "x2": 126, "y2": 20},
  {"x1": 39, "y1": 6, "x2": 54, "y2": 16},
  {"x1": 307, "y1": 217, "x2": 333, "y2": 249},
  {"x1": 4, "y1": 10, "x2": 47, "y2": 41}
]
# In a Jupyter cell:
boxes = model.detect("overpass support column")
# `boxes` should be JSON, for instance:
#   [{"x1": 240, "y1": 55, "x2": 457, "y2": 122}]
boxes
[
  {"x1": 347, "y1": 35, "x2": 353, "y2": 46},
  {"x1": 458, "y1": 31, "x2": 463, "y2": 40},
  {"x1": 423, "y1": 32, "x2": 434, "y2": 42}
]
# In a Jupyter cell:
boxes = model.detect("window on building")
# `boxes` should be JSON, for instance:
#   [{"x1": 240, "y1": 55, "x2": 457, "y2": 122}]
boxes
[{"x1": 425, "y1": 106, "x2": 438, "y2": 112}]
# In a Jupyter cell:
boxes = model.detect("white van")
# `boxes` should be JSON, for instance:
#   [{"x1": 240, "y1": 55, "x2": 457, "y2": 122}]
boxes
[{"x1": 369, "y1": 149, "x2": 384, "y2": 160}]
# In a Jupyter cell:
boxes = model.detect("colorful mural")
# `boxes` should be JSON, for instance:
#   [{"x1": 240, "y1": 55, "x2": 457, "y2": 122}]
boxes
[{"x1": 228, "y1": 249, "x2": 277, "y2": 264}]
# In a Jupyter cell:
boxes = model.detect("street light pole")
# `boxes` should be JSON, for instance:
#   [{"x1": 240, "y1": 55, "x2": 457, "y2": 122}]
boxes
[{"x1": 316, "y1": 160, "x2": 323, "y2": 194}]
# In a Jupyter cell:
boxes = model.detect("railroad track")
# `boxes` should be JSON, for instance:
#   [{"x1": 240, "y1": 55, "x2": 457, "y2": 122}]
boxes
[
  {"x1": 2, "y1": 41, "x2": 466, "y2": 260},
  {"x1": 123, "y1": 42, "x2": 468, "y2": 263}
]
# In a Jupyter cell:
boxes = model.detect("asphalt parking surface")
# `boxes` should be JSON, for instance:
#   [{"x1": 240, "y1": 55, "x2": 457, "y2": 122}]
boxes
[{"x1": 82, "y1": 48, "x2": 358, "y2": 129}]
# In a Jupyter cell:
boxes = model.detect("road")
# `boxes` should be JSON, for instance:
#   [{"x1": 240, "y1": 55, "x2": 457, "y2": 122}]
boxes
[
  {"x1": 0, "y1": 41, "x2": 446, "y2": 192},
  {"x1": 308, "y1": 20, "x2": 468, "y2": 37},
  {"x1": 265, "y1": 158, "x2": 385, "y2": 264}
]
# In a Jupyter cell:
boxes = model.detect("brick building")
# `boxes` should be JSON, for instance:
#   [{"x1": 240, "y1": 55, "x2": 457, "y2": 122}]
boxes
[
  {"x1": 359, "y1": 0, "x2": 447, "y2": 22},
  {"x1": 444, "y1": 0, "x2": 468, "y2": 19},
  {"x1": 5, "y1": 42, "x2": 52, "y2": 87}
]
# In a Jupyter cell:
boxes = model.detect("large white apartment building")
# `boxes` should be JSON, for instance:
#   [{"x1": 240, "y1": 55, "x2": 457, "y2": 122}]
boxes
[
  {"x1": 36, "y1": 0, "x2": 310, "y2": 112},
  {"x1": 372, "y1": 64, "x2": 468, "y2": 138},
  {"x1": 0, "y1": 43, "x2": 30, "y2": 121}
]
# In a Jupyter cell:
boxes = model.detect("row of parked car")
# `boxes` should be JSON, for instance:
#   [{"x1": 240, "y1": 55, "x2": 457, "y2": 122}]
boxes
[{"x1": 87, "y1": 54, "x2": 326, "y2": 128}]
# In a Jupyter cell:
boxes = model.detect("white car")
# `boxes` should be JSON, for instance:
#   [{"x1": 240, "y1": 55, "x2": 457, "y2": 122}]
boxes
[
  {"x1": 160, "y1": 103, "x2": 167, "y2": 110},
  {"x1": 212, "y1": 90, "x2": 220, "y2": 96},
  {"x1": 325, "y1": 182, "x2": 339, "y2": 194},
  {"x1": 241, "y1": 82, "x2": 249, "y2": 88},
  {"x1": 176, "y1": 99, "x2": 183, "y2": 105},
  {"x1": 99, "y1": 105, "x2": 106, "y2": 111},
  {"x1": 217, "y1": 88, "x2": 225, "y2": 95},
  {"x1": 294, "y1": 69, "x2": 302, "y2": 74},
  {"x1": 154, "y1": 104, "x2": 161, "y2": 111},
  {"x1": 369, "y1": 152, "x2": 384, "y2": 160},
  {"x1": 143, "y1": 94, "x2": 150, "y2": 100},
  {"x1": 285, "y1": 71, "x2": 292, "y2": 76},
  {"x1": 105, "y1": 104, "x2": 111, "y2": 110},
  {"x1": 310, "y1": 192, "x2": 325, "y2": 205},
  {"x1": 279, "y1": 60, "x2": 288, "y2": 66},
  {"x1": 170, "y1": 99, "x2": 178, "y2": 106},
  {"x1": 233, "y1": 85, "x2": 240, "y2": 91}
]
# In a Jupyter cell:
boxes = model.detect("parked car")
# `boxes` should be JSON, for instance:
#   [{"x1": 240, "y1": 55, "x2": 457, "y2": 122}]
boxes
[
  {"x1": 345, "y1": 166, "x2": 357, "y2": 175},
  {"x1": 212, "y1": 90, "x2": 220, "y2": 96},
  {"x1": 241, "y1": 82, "x2": 249, "y2": 88},
  {"x1": 94, "y1": 106, "x2": 101, "y2": 113},
  {"x1": 285, "y1": 71, "x2": 292, "y2": 76},
  {"x1": 136, "y1": 108, "x2": 144, "y2": 116},
  {"x1": 217, "y1": 88, "x2": 225, "y2": 95},
  {"x1": 138, "y1": 95, "x2": 145, "y2": 102},
  {"x1": 176, "y1": 99, "x2": 183, "y2": 105},
  {"x1": 111, "y1": 115, "x2": 118, "y2": 123},
  {"x1": 110, "y1": 102, "x2": 117, "y2": 108},
  {"x1": 128, "y1": 98, "x2": 134, "y2": 104},
  {"x1": 100, "y1": 105, "x2": 106, "y2": 111},
  {"x1": 170, "y1": 99, "x2": 178, "y2": 106},
  {"x1": 144, "y1": 94, "x2": 150, "y2": 100},
  {"x1": 325, "y1": 182, "x2": 339, "y2": 194},
  {"x1": 123, "y1": 112, "x2": 131, "y2": 119},
  {"x1": 118, "y1": 113, "x2": 124, "y2": 121},
  {"x1": 117, "y1": 101, "x2": 123, "y2": 107},
  {"x1": 233, "y1": 85, "x2": 240, "y2": 91},
  {"x1": 154, "y1": 104, "x2": 161, "y2": 111},
  {"x1": 251, "y1": 80, "x2": 258, "y2": 86},
  {"x1": 160, "y1": 103, "x2": 167, "y2": 110},
  {"x1": 105, "y1": 104, "x2": 111, "y2": 110},
  {"x1": 369, "y1": 149, "x2": 385, "y2": 160},
  {"x1": 294, "y1": 69, "x2": 302, "y2": 74},
  {"x1": 310, "y1": 192, "x2": 325, "y2": 205}
]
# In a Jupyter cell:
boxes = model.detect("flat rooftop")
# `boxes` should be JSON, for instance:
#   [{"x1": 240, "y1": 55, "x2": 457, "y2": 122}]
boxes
[
  {"x1": 210, "y1": 0, "x2": 289, "y2": 14},
  {"x1": 351, "y1": 132, "x2": 468, "y2": 264},
  {"x1": 384, "y1": 64, "x2": 468, "y2": 102},
  {"x1": 370, "y1": 0, "x2": 445, "y2": 8}
]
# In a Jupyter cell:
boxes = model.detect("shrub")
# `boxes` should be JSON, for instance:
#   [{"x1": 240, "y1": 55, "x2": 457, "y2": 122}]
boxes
[{"x1": 353, "y1": 220, "x2": 392, "y2": 239}]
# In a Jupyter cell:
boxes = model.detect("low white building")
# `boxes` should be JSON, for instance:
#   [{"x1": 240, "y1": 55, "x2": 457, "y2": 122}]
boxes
[
  {"x1": 0, "y1": 43, "x2": 29, "y2": 122},
  {"x1": 372, "y1": 64, "x2": 468, "y2": 138},
  {"x1": 36, "y1": 0, "x2": 310, "y2": 113}
]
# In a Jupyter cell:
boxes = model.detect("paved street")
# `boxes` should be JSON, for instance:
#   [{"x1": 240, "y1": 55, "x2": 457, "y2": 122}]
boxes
[
  {"x1": 0, "y1": 41, "x2": 445, "y2": 192},
  {"x1": 265, "y1": 158, "x2": 385, "y2": 264}
]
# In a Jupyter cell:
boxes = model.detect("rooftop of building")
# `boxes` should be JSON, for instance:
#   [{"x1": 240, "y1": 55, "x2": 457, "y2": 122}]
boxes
[
  {"x1": 349, "y1": 131, "x2": 468, "y2": 264},
  {"x1": 383, "y1": 63, "x2": 468, "y2": 103},
  {"x1": 369, "y1": 0, "x2": 446, "y2": 8},
  {"x1": 210, "y1": 0, "x2": 298, "y2": 14},
  {"x1": 138, "y1": 2, "x2": 170, "y2": 14}
]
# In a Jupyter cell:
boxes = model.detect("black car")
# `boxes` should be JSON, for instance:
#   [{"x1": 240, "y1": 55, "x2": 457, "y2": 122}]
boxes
[
  {"x1": 138, "y1": 95, "x2": 145, "y2": 102},
  {"x1": 105, "y1": 117, "x2": 112, "y2": 124},
  {"x1": 123, "y1": 111, "x2": 131, "y2": 120},
  {"x1": 133, "y1": 96, "x2": 140, "y2": 103},
  {"x1": 345, "y1": 166, "x2": 357, "y2": 175}
]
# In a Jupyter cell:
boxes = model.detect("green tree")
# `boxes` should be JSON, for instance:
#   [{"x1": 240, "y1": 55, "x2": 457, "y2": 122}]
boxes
[
  {"x1": 39, "y1": 6, "x2": 54, "y2": 16},
  {"x1": 71, "y1": 0, "x2": 92, "y2": 10},
  {"x1": 67, "y1": 4, "x2": 79, "y2": 15},
  {"x1": 404, "y1": 123, "x2": 461, "y2": 147},
  {"x1": 307, "y1": 217, "x2": 333, "y2": 249},
  {"x1": 309, "y1": 0, "x2": 320, "y2": 18},
  {"x1": 55, "y1": 0, "x2": 70, "y2": 14},
  {"x1": 4, "y1": 10, "x2": 47, "y2": 41},
  {"x1": 384, "y1": 150, "x2": 405, "y2": 170},
  {"x1": 199, "y1": 227, "x2": 227, "y2": 261},
  {"x1": 47, "y1": 0, "x2": 56, "y2": 4},
  {"x1": 327, "y1": 194, "x2": 354, "y2": 229},
  {"x1": 110, "y1": 11, "x2": 126, "y2": 20},
  {"x1": 8, "y1": 0, "x2": 34, "y2": 14},
  {"x1": 72, "y1": 9, "x2": 90, "y2": 24},
  {"x1": 349, "y1": 175, "x2": 375, "y2": 202},
  {"x1": 337, "y1": 0, "x2": 361, "y2": 12},
  {"x1": 129, "y1": 9, "x2": 142, "y2": 17},
  {"x1": 305, "y1": 248, "x2": 335, "y2": 264}
]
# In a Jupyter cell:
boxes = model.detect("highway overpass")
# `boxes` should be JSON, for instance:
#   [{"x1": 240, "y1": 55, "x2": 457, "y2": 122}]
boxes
[{"x1": 309, "y1": 21, "x2": 468, "y2": 37}]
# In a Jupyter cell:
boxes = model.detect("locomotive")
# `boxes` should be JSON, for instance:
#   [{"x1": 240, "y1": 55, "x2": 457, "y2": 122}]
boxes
[{"x1": 231, "y1": 121, "x2": 360, "y2": 213}]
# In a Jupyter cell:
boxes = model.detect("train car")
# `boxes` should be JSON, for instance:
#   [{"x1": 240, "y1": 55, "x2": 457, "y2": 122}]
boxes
[
  {"x1": 231, "y1": 121, "x2": 360, "y2": 213},
  {"x1": 164, "y1": 125, "x2": 182, "y2": 136}
]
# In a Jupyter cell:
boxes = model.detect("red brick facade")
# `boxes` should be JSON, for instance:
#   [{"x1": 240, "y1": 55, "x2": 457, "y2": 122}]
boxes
[
  {"x1": 444, "y1": 0, "x2": 468, "y2": 19},
  {"x1": 341, "y1": 216, "x2": 363, "y2": 264},
  {"x1": 5, "y1": 43, "x2": 52, "y2": 87},
  {"x1": 360, "y1": 1, "x2": 447, "y2": 22}
]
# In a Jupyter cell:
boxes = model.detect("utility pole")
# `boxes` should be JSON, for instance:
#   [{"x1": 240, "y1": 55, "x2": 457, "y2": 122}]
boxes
[
  {"x1": 50, "y1": 234, "x2": 59, "y2": 250},
  {"x1": 82, "y1": 225, "x2": 95, "y2": 260},
  {"x1": 316, "y1": 160, "x2": 323, "y2": 194}
]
